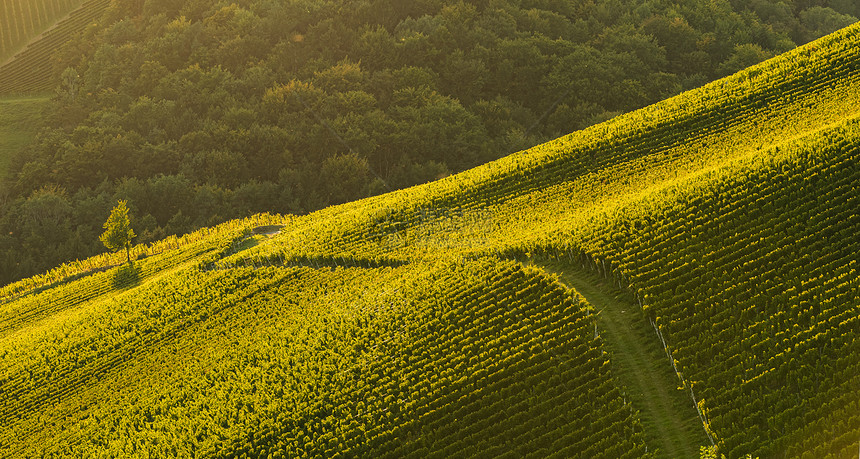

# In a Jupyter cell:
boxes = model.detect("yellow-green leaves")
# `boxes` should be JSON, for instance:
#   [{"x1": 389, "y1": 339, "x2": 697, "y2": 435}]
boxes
[{"x1": 100, "y1": 200, "x2": 136, "y2": 263}]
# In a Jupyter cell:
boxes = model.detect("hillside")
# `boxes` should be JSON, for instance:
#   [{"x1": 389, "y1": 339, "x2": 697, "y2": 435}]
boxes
[
  {"x1": 1, "y1": 0, "x2": 857, "y2": 286},
  {"x1": 1, "y1": 21, "x2": 860, "y2": 458}
]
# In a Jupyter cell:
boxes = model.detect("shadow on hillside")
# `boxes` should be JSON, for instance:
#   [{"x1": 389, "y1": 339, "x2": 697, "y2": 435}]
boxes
[
  {"x1": 111, "y1": 262, "x2": 142, "y2": 289},
  {"x1": 0, "y1": 265, "x2": 113, "y2": 305},
  {"x1": 203, "y1": 253, "x2": 410, "y2": 272},
  {"x1": 251, "y1": 225, "x2": 284, "y2": 236}
]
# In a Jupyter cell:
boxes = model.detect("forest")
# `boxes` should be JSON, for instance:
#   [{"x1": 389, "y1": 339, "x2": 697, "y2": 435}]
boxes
[{"x1": 0, "y1": 0, "x2": 856, "y2": 285}]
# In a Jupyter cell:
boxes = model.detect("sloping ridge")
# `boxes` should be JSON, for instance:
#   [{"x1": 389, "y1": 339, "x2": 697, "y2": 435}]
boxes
[
  {"x1": 1, "y1": 22, "x2": 860, "y2": 459},
  {"x1": 228, "y1": 22, "x2": 860, "y2": 457}
]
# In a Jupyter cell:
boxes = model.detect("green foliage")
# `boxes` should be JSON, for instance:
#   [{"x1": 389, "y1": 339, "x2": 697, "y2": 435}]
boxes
[
  {"x1": 798, "y1": 6, "x2": 858, "y2": 42},
  {"x1": 100, "y1": 200, "x2": 136, "y2": 262},
  {"x1": 717, "y1": 44, "x2": 774, "y2": 77},
  {"x1": 319, "y1": 152, "x2": 373, "y2": 205}
]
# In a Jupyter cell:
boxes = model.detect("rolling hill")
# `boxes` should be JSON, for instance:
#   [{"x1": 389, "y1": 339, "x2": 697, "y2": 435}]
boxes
[
  {"x1": 1, "y1": 21, "x2": 859, "y2": 458},
  {"x1": 2, "y1": 0, "x2": 857, "y2": 287}
]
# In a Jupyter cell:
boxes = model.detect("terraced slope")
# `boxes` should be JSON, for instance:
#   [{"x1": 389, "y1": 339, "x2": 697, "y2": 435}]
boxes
[
  {"x1": 2, "y1": 22, "x2": 860, "y2": 458},
  {"x1": 0, "y1": 235, "x2": 649, "y2": 457},
  {"x1": 0, "y1": 0, "x2": 111, "y2": 94},
  {"x1": 212, "y1": 23, "x2": 860, "y2": 457}
]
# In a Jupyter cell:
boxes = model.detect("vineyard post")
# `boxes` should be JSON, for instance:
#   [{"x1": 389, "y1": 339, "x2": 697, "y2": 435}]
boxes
[{"x1": 650, "y1": 316, "x2": 715, "y2": 447}]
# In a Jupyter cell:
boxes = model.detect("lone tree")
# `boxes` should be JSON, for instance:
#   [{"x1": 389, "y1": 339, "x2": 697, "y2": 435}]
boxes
[{"x1": 100, "y1": 200, "x2": 136, "y2": 263}]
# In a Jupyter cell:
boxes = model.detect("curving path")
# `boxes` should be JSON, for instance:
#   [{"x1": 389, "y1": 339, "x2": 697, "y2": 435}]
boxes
[{"x1": 539, "y1": 262, "x2": 709, "y2": 458}]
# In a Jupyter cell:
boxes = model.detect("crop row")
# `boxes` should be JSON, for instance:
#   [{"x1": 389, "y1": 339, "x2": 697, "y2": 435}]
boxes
[
  {"x1": 524, "y1": 118, "x2": 860, "y2": 456},
  {"x1": 250, "y1": 23, "x2": 860, "y2": 266},
  {"x1": 0, "y1": 259, "x2": 649, "y2": 457},
  {"x1": 0, "y1": 0, "x2": 82, "y2": 63},
  {"x1": 0, "y1": 0, "x2": 111, "y2": 94}
]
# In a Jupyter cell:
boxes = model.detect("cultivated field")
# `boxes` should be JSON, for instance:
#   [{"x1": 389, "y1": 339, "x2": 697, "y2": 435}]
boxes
[
  {"x1": 0, "y1": 0, "x2": 83, "y2": 64},
  {"x1": 0, "y1": 0, "x2": 110, "y2": 94},
  {"x1": 1, "y1": 22, "x2": 859, "y2": 458}
]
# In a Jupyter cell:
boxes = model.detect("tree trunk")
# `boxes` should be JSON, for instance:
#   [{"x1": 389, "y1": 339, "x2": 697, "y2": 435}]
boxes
[{"x1": 126, "y1": 244, "x2": 131, "y2": 264}]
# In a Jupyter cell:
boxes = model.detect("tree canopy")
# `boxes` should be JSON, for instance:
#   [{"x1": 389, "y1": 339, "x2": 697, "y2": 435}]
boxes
[{"x1": 100, "y1": 200, "x2": 136, "y2": 263}]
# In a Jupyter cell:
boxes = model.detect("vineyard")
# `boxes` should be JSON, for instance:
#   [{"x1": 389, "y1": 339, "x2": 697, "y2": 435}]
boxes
[
  {"x1": 0, "y1": 0, "x2": 82, "y2": 64},
  {"x1": 0, "y1": 0, "x2": 111, "y2": 94},
  {"x1": 2, "y1": 20, "x2": 860, "y2": 459},
  {"x1": 0, "y1": 241, "x2": 649, "y2": 457}
]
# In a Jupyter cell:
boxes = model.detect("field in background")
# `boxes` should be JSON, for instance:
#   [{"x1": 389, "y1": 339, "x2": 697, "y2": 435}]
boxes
[
  {"x1": 0, "y1": 0, "x2": 83, "y2": 64},
  {"x1": 0, "y1": 0, "x2": 111, "y2": 94},
  {"x1": 0, "y1": 94, "x2": 49, "y2": 178}
]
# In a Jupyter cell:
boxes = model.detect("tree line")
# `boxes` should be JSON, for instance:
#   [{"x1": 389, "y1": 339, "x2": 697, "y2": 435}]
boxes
[{"x1": 0, "y1": 0, "x2": 856, "y2": 285}]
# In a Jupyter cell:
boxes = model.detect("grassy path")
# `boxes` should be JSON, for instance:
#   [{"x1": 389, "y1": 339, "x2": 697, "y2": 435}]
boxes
[{"x1": 538, "y1": 262, "x2": 709, "y2": 458}]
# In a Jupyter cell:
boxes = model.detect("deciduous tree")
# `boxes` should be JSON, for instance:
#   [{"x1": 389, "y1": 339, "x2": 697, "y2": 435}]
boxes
[{"x1": 100, "y1": 200, "x2": 136, "y2": 263}]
